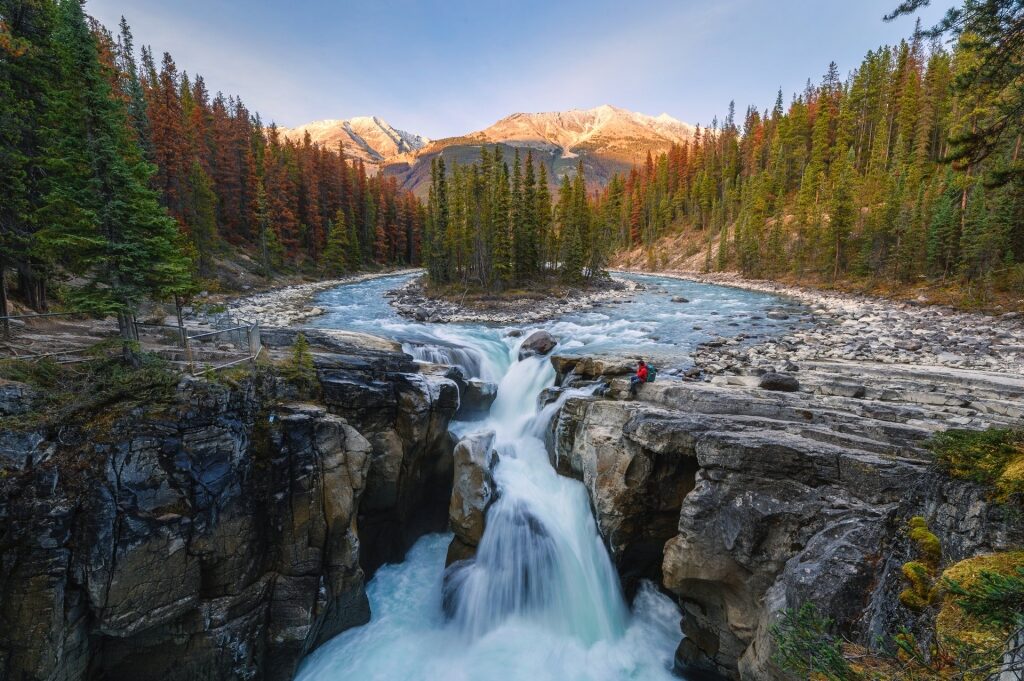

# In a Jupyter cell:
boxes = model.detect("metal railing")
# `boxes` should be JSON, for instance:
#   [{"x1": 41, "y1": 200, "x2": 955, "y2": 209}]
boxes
[
  {"x1": 133, "y1": 318, "x2": 263, "y2": 375},
  {"x1": 1, "y1": 310, "x2": 263, "y2": 375}
]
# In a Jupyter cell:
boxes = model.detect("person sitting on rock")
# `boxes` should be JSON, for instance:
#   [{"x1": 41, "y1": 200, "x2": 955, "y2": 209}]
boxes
[{"x1": 630, "y1": 360, "x2": 648, "y2": 397}]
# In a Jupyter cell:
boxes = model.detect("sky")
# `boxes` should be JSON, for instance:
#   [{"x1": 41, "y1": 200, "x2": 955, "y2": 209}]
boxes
[{"x1": 84, "y1": 0, "x2": 951, "y2": 139}]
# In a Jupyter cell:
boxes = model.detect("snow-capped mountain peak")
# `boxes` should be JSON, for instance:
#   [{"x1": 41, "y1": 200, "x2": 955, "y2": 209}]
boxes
[
  {"x1": 467, "y1": 104, "x2": 694, "y2": 158},
  {"x1": 281, "y1": 116, "x2": 429, "y2": 163}
]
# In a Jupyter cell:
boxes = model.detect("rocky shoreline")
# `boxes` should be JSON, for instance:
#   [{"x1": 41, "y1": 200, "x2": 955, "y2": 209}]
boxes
[
  {"x1": 192, "y1": 268, "x2": 421, "y2": 328},
  {"x1": 629, "y1": 270, "x2": 1024, "y2": 377},
  {"x1": 386, "y1": 275, "x2": 644, "y2": 324}
]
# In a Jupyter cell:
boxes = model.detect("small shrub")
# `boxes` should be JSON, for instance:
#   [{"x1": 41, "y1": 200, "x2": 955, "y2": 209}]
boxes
[
  {"x1": 283, "y1": 333, "x2": 318, "y2": 398},
  {"x1": 929, "y1": 428, "x2": 1024, "y2": 502},
  {"x1": 770, "y1": 603, "x2": 861, "y2": 681},
  {"x1": 940, "y1": 551, "x2": 1024, "y2": 639}
]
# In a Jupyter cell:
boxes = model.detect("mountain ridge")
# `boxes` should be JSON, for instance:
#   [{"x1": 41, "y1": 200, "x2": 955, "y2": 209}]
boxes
[
  {"x1": 280, "y1": 115, "x2": 430, "y2": 164},
  {"x1": 284, "y1": 105, "x2": 695, "y2": 194}
]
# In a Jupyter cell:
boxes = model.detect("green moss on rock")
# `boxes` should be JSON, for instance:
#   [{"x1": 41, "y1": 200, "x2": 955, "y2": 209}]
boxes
[{"x1": 929, "y1": 428, "x2": 1024, "y2": 502}]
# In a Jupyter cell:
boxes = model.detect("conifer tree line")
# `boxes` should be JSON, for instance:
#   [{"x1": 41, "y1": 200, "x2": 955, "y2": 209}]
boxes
[
  {"x1": 1, "y1": 0, "x2": 423, "y2": 323},
  {"x1": 601, "y1": 5, "x2": 1023, "y2": 289},
  {"x1": 423, "y1": 147, "x2": 616, "y2": 288}
]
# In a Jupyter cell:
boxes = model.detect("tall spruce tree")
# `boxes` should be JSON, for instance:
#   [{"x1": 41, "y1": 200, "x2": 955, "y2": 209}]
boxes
[
  {"x1": 36, "y1": 0, "x2": 191, "y2": 337},
  {"x1": 0, "y1": 0, "x2": 57, "y2": 311},
  {"x1": 322, "y1": 209, "x2": 351, "y2": 276}
]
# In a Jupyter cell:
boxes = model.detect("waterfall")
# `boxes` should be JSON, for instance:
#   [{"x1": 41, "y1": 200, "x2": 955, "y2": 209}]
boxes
[
  {"x1": 444, "y1": 352, "x2": 628, "y2": 643},
  {"x1": 295, "y1": 327, "x2": 683, "y2": 681}
]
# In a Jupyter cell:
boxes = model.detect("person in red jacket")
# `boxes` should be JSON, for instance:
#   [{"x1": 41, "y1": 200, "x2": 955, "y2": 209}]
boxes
[{"x1": 630, "y1": 360, "x2": 648, "y2": 396}]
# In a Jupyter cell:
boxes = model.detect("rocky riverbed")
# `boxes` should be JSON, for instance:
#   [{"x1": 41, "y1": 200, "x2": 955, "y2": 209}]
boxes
[
  {"x1": 192, "y1": 269, "x2": 422, "y2": 328},
  {"x1": 632, "y1": 270, "x2": 1024, "y2": 377},
  {"x1": 386, "y1": 275, "x2": 645, "y2": 324}
]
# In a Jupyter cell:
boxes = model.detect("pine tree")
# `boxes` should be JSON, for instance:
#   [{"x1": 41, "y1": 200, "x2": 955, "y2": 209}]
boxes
[
  {"x1": 116, "y1": 17, "x2": 151, "y2": 156},
  {"x1": 0, "y1": 0, "x2": 57, "y2": 311},
  {"x1": 322, "y1": 209, "x2": 351, "y2": 276},
  {"x1": 492, "y1": 161, "x2": 512, "y2": 286},
  {"x1": 561, "y1": 223, "x2": 585, "y2": 284},
  {"x1": 184, "y1": 160, "x2": 218, "y2": 276},
  {"x1": 36, "y1": 0, "x2": 192, "y2": 337},
  {"x1": 535, "y1": 162, "x2": 552, "y2": 272},
  {"x1": 827, "y1": 149, "x2": 857, "y2": 280}
]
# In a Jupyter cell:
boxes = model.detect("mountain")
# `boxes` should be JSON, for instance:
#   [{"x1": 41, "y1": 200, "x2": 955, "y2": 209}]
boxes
[
  {"x1": 459, "y1": 104, "x2": 693, "y2": 160},
  {"x1": 280, "y1": 116, "x2": 430, "y2": 164},
  {"x1": 384, "y1": 105, "x2": 695, "y2": 195},
  {"x1": 283, "y1": 106, "x2": 695, "y2": 194}
]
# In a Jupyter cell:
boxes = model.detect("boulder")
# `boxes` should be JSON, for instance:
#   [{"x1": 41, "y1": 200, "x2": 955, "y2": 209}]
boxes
[
  {"x1": 818, "y1": 381, "x2": 867, "y2": 399},
  {"x1": 458, "y1": 379, "x2": 498, "y2": 420},
  {"x1": 671, "y1": 296, "x2": 690, "y2": 303},
  {"x1": 758, "y1": 372, "x2": 800, "y2": 392},
  {"x1": 518, "y1": 330, "x2": 557, "y2": 360},
  {"x1": 446, "y1": 431, "x2": 497, "y2": 565},
  {"x1": 551, "y1": 354, "x2": 635, "y2": 385}
]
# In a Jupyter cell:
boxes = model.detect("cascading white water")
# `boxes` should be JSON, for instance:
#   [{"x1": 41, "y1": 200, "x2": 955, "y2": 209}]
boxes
[
  {"x1": 295, "y1": 329, "x2": 683, "y2": 681},
  {"x1": 444, "y1": 351, "x2": 628, "y2": 643}
]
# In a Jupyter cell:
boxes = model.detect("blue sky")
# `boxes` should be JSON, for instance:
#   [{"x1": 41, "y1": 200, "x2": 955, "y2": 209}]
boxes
[{"x1": 85, "y1": 0, "x2": 949, "y2": 138}]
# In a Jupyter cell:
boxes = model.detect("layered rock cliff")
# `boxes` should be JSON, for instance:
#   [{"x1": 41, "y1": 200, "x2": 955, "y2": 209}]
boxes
[
  {"x1": 0, "y1": 330, "x2": 458, "y2": 681},
  {"x1": 551, "y1": 355, "x2": 1024, "y2": 679}
]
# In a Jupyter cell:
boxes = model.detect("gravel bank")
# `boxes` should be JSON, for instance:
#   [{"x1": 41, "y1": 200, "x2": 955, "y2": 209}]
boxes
[{"x1": 636, "y1": 270, "x2": 1024, "y2": 376}]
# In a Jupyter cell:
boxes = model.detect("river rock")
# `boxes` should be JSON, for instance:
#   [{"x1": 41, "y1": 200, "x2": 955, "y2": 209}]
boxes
[
  {"x1": 446, "y1": 430, "x2": 497, "y2": 564},
  {"x1": 671, "y1": 296, "x2": 690, "y2": 303},
  {"x1": 518, "y1": 330, "x2": 557, "y2": 360}
]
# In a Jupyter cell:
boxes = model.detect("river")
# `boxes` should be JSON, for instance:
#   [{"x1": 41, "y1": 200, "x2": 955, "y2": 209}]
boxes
[{"x1": 294, "y1": 272, "x2": 800, "y2": 681}]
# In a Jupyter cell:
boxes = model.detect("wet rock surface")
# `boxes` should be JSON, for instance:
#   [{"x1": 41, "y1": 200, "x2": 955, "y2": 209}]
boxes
[
  {"x1": 0, "y1": 335, "x2": 458, "y2": 681},
  {"x1": 446, "y1": 431, "x2": 497, "y2": 565},
  {"x1": 459, "y1": 378, "x2": 498, "y2": 419},
  {"x1": 518, "y1": 330, "x2": 557, "y2": 360}
]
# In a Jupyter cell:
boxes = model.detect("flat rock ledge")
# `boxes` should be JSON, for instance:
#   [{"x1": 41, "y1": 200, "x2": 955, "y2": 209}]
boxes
[
  {"x1": 551, "y1": 348, "x2": 1024, "y2": 680},
  {"x1": 386, "y1": 275, "x2": 644, "y2": 324}
]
